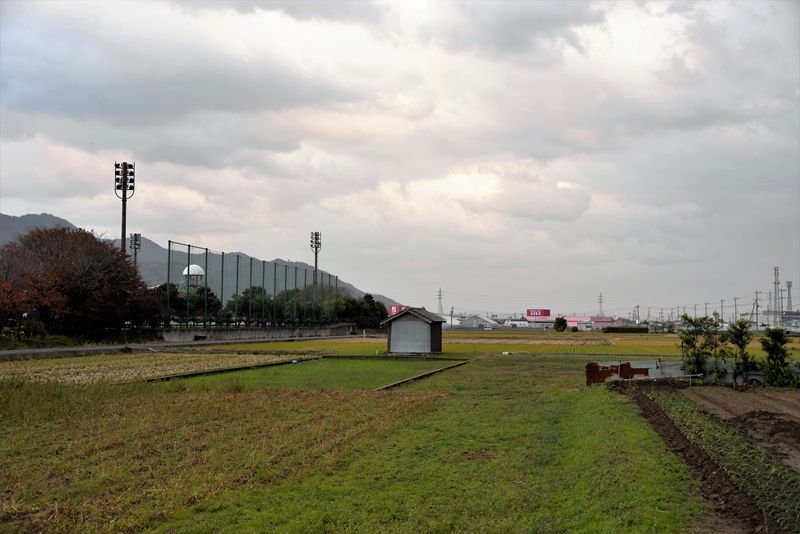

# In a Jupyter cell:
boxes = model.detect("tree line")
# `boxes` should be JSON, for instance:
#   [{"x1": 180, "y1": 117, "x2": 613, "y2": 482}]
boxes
[{"x1": 0, "y1": 228, "x2": 386, "y2": 340}]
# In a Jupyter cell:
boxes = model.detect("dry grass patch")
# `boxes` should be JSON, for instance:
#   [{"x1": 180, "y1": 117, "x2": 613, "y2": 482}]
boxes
[
  {"x1": 0, "y1": 380, "x2": 440, "y2": 532},
  {"x1": 0, "y1": 352, "x2": 298, "y2": 384}
]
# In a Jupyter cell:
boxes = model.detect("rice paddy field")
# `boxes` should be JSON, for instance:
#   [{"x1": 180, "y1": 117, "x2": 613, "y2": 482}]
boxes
[{"x1": 1, "y1": 330, "x2": 798, "y2": 532}]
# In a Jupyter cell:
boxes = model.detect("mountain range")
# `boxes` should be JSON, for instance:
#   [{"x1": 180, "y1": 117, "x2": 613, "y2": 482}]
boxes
[{"x1": 0, "y1": 213, "x2": 400, "y2": 308}]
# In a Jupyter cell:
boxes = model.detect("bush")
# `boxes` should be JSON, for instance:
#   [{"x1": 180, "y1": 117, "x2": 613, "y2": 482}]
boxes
[
  {"x1": 602, "y1": 326, "x2": 649, "y2": 334},
  {"x1": 761, "y1": 328, "x2": 798, "y2": 388}
]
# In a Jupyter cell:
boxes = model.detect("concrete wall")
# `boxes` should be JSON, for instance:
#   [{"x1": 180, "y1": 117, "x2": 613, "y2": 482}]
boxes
[{"x1": 160, "y1": 324, "x2": 354, "y2": 342}]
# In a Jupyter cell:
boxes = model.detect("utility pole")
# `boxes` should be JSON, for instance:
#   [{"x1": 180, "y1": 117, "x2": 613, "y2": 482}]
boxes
[
  {"x1": 704, "y1": 302, "x2": 709, "y2": 317},
  {"x1": 774, "y1": 266, "x2": 781, "y2": 325},
  {"x1": 437, "y1": 288, "x2": 444, "y2": 315},
  {"x1": 693, "y1": 304, "x2": 697, "y2": 318},
  {"x1": 733, "y1": 296, "x2": 738, "y2": 323},
  {"x1": 598, "y1": 293, "x2": 604, "y2": 316},
  {"x1": 754, "y1": 291, "x2": 761, "y2": 328},
  {"x1": 787, "y1": 281, "x2": 794, "y2": 312},
  {"x1": 720, "y1": 299, "x2": 725, "y2": 324},
  {"x1": 450, "y1": 306, "x2": 454, "y2": 329},
  {"x1": 114, "y1": 162, "x2": 135, "y2": 252}
]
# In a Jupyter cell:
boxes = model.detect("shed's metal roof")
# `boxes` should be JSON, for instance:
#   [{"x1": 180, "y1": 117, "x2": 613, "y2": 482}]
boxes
[{"x1": 380, "y1": 307, "x2": 445, "y2": 325}]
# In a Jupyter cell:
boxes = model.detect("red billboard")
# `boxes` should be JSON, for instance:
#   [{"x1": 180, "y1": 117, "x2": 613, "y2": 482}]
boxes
[
  {"x1": 388, "y1": 305, "x2": 407, "y2": 316},
  {"x1": 526, "y1": 308, "x2": 551, "y2": 319}
]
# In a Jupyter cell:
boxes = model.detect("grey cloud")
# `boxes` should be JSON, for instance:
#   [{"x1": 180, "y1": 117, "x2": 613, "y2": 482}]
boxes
[
  {"x1": 0, "y1": 8, "x2": 353, "y2": 125},
  {"x1": 167, "y1": 0, "x2": 387, "y2": 23},
  {"x1": 440, "y1": 1, "x2": 604, "y2": 58}
]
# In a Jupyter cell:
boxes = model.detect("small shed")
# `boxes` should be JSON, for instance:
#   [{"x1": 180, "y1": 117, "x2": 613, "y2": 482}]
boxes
[{"x1": 381, "y1": 307, "x2": 445, "y2": 354}]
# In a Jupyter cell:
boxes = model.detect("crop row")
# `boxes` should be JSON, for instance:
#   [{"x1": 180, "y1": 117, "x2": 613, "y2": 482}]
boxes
[{"x1": 646, "y1": 388, "x2": 800, "y2": 531}]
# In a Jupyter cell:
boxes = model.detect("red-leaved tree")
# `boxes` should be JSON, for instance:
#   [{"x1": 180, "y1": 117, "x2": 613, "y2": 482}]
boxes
[{"x1": 0, "y1": 228, "x2": 164, "y2": 337}]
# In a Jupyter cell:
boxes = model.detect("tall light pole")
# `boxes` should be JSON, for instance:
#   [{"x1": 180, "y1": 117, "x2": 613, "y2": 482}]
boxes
[
  {"x1": 114, "y1": 162, "x2": 135, "y2": 253},
  {"x1": 310, "y1": 231, "x2": 321, "y2": 321}
]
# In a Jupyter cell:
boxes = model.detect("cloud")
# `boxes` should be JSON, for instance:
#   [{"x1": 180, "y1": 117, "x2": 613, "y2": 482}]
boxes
[{"x1": 1, "y1": 0, "x2": 797, "y2": 314}]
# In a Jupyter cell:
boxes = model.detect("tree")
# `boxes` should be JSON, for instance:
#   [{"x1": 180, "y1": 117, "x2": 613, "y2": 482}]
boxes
[
  {"x1": 553, "y1": 317, "x2": 567, "y2": 332},
  {"x1": 0, "y1": 228, "x2": 162, "y2": 337},
  {"x1": 334, "y1": 294, "x2": 387, "y2": 328},
  {"x1": 761, "y1": 328, "x2": 798, "y2": 388},
  {"x1": 722, "y1": 319, "x2": 753, "y2": 385},
  {"x1": 678, "y1": 314, "x2": 723, "y2": 378}
]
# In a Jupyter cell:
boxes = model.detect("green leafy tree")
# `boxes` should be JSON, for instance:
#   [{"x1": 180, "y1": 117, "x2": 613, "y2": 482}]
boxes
[
  {"x1": 678, "y1": 314, "x2": 723, "y2": 378},
  {"x1": 760, "y1": 328, "x2": 798, "y2": 388},
  {"x1": 722, "y1": 319, "x2": 754, "y2": 385},
  {"x1": 553, "y1": 317, "x2": 567, "y2": 332}
]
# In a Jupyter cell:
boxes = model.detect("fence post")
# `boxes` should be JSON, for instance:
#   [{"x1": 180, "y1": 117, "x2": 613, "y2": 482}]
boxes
[
  {"x1": 204, "y1": 248, "x2": 209, "y2": 324},
  {"x1": 186, "y1": 244, "x2": 191, "y2": 323},
  {"x1": 249, "y1": 257, "x2": 253, "y2": 322},
  {"x1": 166, "y1": 240, "x2": 171, "y2": 325},
  {"x1": 261, "y1": 260, "x2": 266, "y2": 324}
]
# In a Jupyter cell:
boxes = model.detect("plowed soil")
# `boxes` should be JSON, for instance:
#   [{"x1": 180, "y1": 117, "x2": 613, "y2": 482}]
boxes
[
  {"x1": 683, "y1": 387, "x2": 800, "y2": 473},
  {"x1": 614, "y1": 383, "x2": 781, "y2": 533}
]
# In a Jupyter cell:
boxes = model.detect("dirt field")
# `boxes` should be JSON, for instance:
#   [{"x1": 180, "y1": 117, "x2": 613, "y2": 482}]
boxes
[{"x1": 683, "y1": 386, "x2": 800, "y2": 472}]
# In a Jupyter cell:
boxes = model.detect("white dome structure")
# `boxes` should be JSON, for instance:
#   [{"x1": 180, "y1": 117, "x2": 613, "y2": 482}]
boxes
[
  {"x1": 182, "y1": 264, "x2": 205, "y2": 288},
  {"x1": 182, "y1": 264, "x2": 205, "y2": 276}
]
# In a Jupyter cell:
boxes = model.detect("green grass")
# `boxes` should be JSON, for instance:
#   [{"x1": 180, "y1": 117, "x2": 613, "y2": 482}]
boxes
[
  {"x1": 183, "y1": 359, "x2": 453, "y2": 390},
  {"x1": 0, "y1": 348, "x2": 710, "y2": 532},
  {"x1": 155, "y1": 354, "x2": 702, "y2": 533},
  {"x1": 216, "y1": 331, "x2": 800, "y2": 360}
]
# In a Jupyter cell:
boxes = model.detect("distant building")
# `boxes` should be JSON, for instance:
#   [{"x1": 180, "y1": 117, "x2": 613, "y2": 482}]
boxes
[
  {"x1": 504, "y1": 318, "x2": 530, "y2": 328},
  {"x1": 460, "y1": 314, "x2": 501, "y2": 329},
  {"x1": 381, "y1": 307, "x2": 446, "y2": 353},
  {"x1": 182, "y1": 264, "x2": 205, "y2": 289}
]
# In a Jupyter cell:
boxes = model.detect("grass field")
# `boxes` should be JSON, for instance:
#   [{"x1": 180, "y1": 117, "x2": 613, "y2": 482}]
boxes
[
  {"x1": 3, "y1": 330, "x2": 797, "y2": 532},
  {"x1": 217, "y1": 331, "x2": 798, "y2": 359},
  {"x1": 183, "y1": 359, "x2": 454, "y2": 390}
]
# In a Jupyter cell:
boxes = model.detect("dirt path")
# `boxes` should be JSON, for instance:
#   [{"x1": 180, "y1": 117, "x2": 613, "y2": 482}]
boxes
[{"x1": 683, "y1": 387, "x2": 800, "y2": 472}]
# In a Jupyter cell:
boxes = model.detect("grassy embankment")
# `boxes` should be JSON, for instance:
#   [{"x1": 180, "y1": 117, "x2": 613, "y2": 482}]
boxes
[{"x1": 1, "y1": 334, "x2": 707, "y2": 532}]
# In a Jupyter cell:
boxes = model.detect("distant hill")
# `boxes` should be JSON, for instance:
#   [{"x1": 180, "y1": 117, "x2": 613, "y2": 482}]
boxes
[
  {"x1": 0, "y1": 213, "x2": 76, "y2": 245},
  {"x1": 0, "y1": 213, "x2": 400, "y2": 308}
]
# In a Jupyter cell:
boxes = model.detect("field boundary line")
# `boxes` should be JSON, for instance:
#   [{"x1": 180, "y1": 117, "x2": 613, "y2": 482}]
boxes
[
  {"x1": 323, "y1": 355, "x2": 465, "y2": 362},
  {"x1": 373, "y1": 360, "x2": 468, "y2": 391}
]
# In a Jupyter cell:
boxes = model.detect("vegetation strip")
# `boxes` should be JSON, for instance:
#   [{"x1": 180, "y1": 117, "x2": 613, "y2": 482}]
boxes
[
  {"x1": 143, "y1": 357, "x2": 319, "y2": 382},
  {"x1": 615, "y1": 383, "x2": 800, "y2": 533},
  {"x1": 372, "y1": 360, "x2": 468, "y2": 391}
]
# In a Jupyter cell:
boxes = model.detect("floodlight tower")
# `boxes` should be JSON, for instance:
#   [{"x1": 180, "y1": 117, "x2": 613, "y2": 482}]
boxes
[
  {"x1": 310, "y1": 232, "x2": 322, "y2": 282},
  {"x1": 114, "y1": 162, "x2": 135, "y2": 253},
  {"x1": 787, "y1": 281, "x2": 794, "y2": 312},
  {"x1": 310, "y1": 232, "x2": 321, "y2": 320},
  {"x1": 129, "y1": 233, "x2": 142, "y2": 267}
]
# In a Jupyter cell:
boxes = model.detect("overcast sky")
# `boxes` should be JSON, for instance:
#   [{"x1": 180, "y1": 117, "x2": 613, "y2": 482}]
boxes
[{"x1": 1, "y1": 0, "x2": 798, "y2": 318}]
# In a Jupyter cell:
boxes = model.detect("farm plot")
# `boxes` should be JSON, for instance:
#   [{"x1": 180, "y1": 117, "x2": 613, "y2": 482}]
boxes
[
  {"x1": 682, "y1": 386, "x2": 800, "y2": 472},
  {"x1": 617, "y1": 383, "x2": 800, "y2": 533},
  {"x1": 183, "y1": 358, "x2": 453, "y2": 390},
  {"x1": 0, "y1": 352, "x2": 296, "y2": 383}
]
